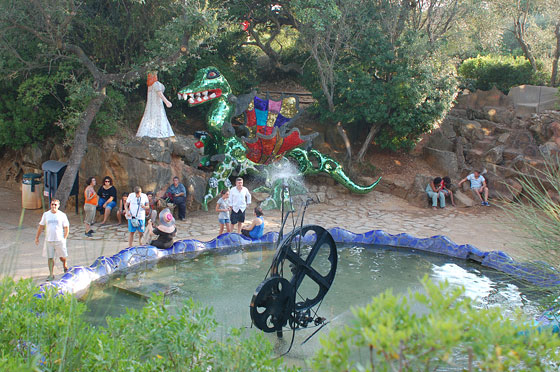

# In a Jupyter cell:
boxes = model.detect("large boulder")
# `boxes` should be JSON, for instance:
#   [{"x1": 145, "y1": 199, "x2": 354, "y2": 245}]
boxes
[
  {"x1": 423, "y1": 147, "x2": 459, "y2": 177},
  {"x1": 425, "y1": 130, "x2": 454, "y2": 152},
  {"x1": 406, "y1": 174, "x2": 432, "y2": 206},
  {"x1": 484, "y1": 145, "x2": 504, "y2": 165}
]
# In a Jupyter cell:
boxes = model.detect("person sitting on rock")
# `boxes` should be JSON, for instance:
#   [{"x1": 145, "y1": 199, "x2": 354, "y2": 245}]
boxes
[
  {"x1": 166, "y1": 176, "x2": 187, "y2": 221},
  {"x1": 458, "y1": 170, "x2": 489, "y2": 206},
  {"x1": 441, "y1": 176, "x2": 456, "y2": 207},
  {"x1": 426, "y1": 176, "x2": 446, "y2": 210},
  {"x1": 241, "y1": 207, "x2": 264, "y2": 239},
  {"x1": 97, "y1": 176, "x2": 117, "y2": 226},
  {"x1": 146, "y1": 191, "x2": 158, "y2": 223},
  {"x1": 116, "y1": 192, "x2": 128, "y2": 225},
  {"x1": 146, "y1": 208, "x2": 176, "y2": 249}
]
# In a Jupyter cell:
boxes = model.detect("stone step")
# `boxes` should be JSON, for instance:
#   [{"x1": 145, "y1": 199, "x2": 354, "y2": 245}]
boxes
[
  {"x1": 473, "y1": 138, "x2": 497, "y2": 152},
  {"x1": 465, "y1": 148, "x2": 485, "y2": 160},
  {"x1": 502, "y1": 148, "x2": 522, "y2": 161}
]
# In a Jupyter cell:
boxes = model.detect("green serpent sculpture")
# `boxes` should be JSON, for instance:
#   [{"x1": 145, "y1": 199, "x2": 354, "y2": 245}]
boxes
[{"x1": 178, "y1": 66, "x2": 380, "y2": 210}]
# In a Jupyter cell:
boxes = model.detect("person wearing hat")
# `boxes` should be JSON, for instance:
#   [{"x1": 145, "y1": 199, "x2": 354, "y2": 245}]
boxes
[{"x1": 146, "y1": 208, "x2": 177, "y2": 249}]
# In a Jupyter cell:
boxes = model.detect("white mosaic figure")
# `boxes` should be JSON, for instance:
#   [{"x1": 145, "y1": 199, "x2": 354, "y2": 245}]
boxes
[{"x1": 136, "y1": 72, "x2": 175, "y2": 138}]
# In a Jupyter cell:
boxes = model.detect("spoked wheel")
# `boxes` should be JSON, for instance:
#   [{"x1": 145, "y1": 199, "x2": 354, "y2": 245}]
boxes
[
  {"x1": 271, "y1": 225, "x2": 337, "y2": 311},
  {"x1": 250, "y1": 277, "x2": 294, "y2": 333}
]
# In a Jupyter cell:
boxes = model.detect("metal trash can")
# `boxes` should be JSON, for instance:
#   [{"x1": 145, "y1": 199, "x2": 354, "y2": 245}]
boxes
[{"x1": 22, "y1": 173, "x2": 42, "y2": 209}]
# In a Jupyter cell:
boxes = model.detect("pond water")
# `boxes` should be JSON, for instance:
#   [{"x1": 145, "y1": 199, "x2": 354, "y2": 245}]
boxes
[{"x1": 83, "y1": 244, "x2": 543, "y2": 366}]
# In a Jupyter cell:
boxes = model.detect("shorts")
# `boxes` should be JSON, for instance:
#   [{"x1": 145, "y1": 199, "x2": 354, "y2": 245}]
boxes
[
  {"x1": 84, "y1": 203, "x2": 96, "y2": 225},
  {"x1": 128, "y1": 219, "x2": 145, "y2": 233},
  {"x1": 230, "y1": 210, "x2": 245, "y2": 225},
  {"x1": 219, "y1": 218, "x2": 231, "y2": 224},
  {"x1": 98, "y1": 198, "x2": 116, "y2": 213},
  {"x1": 44, "y1": 240, "x2": 68, "y2": 259}
]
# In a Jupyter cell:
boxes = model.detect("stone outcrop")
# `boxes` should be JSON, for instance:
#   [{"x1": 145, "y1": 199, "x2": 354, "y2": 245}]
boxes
[
  {"x1": 0, "y1": 134, "x2": 208, "y2": 208},
  {"x1": 419, "y1": 86, "x2": 560, "y2": 206}
]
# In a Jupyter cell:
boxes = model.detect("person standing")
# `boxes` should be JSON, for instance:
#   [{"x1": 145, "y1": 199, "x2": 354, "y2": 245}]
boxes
[
  {"x1": 84, "y1": 177, "x2": 98, "y2": 237},
  {"x1": 166, "y1": 176, "x2": 187, "y2": 221},
  {"x1": 229, "y1": 177, "x2": 252, "y2": 234},
  {"x1": 35, "y1": 199, "x2": 69, "y2": 281},
  {"x1": 216, "y1": 189, "x2": 232, "y2": 235},
  {"x1": 97, "y1": 176, "x2": 117, "y2": 226},
  {"x1": 125, "y1": 186, "x2": 150, "y2": 247}
]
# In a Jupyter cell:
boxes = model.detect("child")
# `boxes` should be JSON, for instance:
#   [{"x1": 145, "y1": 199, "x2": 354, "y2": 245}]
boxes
[
  {"x1": 116, "y1": 192, "x2": 128, "y2": 225},
  {"x1": 216, "y1": 189, "x2": 232, "y2": 235},
  {"x1": 441, "y1": 176, "x2": 456, "y2": 207},
  {"x1": 241, "y1": 207, "x2": 264, "y2": 239}
]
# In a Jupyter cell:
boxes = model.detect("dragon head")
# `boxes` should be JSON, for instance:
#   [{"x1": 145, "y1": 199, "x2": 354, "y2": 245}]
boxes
[{"x1": 177, "y1": 66, "x2": 231, "y2": 106}]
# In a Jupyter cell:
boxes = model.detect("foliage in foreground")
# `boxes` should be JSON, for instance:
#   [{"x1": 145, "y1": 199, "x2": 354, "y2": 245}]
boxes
[
  {"x1": 310, "y1": 277, "x2": 560, "y2": 372},
  {"x1": 1, "y1": 276, "x2": 558, "y2": 371},
  {"x1": 501, "y1": 153, "x2": 560, "y2": 272},
  {"x1": 0, "y1": 278, "x2": 289, "y2": 372}
]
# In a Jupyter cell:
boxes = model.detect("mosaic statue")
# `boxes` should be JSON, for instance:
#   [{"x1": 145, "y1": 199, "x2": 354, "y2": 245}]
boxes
[
  {"x1": 178, "y1": 66, "x2": 381, "y2": 209},
  {"x1": 136, "y1": 72, "x2": 175, "y2": 138}
]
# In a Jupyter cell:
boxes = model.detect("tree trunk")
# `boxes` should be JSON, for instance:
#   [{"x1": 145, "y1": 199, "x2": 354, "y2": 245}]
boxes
[
  {"x1": 513, "y1": 12, "x2": 538, "y2": 72},
  {"x1": 336, "y1": 122, "x2": 352, "y2": 171},
  {"x1": 551, "y1": 21, "x2": 560, "y2": 87},
  {"x1": 57, "y1": 87, "x2": 107, "y2": 210},
  {"x1": 356, "y1": 123, "x2": 383, "y2": 164}
]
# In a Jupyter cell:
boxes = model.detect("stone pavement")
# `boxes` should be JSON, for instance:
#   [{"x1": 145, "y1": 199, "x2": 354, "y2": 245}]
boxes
[{"x1": 0, "y1": 186, "x2": 525, "y2": 283}]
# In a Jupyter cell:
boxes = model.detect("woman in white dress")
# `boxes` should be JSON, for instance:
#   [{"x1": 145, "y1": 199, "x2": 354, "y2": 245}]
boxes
[{"x1": 136, "y1": 72, "x2": 175, "y2": 138}]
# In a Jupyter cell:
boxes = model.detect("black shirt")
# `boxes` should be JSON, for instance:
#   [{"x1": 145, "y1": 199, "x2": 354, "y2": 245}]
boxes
[
  {"x1": 151, "y1": 227, "x2": 177, "y2": 249},
  {"x1": 97, "y1": 186, "x2": 117, "y2": 201}
]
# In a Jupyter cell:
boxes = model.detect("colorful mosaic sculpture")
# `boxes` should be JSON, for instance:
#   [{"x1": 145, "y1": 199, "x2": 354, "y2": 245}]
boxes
[{"x1": 178, "y1": 66, "x2": 381, "y2": 209}]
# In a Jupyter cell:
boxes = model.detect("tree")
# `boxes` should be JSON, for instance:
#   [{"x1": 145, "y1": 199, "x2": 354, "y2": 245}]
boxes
[
  {"x1": 291, "y1": 0, "x2": 458, "y2": 159},
  {"x1": 0, "y1": 0, "x2": 220, "y2": 209}
]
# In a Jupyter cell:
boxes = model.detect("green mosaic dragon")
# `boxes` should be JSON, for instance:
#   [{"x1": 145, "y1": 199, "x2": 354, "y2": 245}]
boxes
[{"x1": 178, "y1": 66, "x2": 380, "y2": 210}]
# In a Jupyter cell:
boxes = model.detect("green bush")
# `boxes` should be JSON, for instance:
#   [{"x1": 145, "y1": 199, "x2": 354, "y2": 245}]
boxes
[
  {"x1": 310, "y1": 276, "x2": 560, "y2": 371},
  {"x1": 0, "y1": 78, "x2": 63, "y2": 150},
  {"x1": 0, "y1": 278, "x2": 290, "y2": 371},
  {"x1": 458, "y1": 55, "x2": 547, "y2": 94}
]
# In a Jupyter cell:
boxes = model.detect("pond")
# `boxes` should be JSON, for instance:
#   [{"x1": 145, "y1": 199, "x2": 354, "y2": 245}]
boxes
[{"x1": 83, "y1": 243, "x2": 543, "y2": 364}]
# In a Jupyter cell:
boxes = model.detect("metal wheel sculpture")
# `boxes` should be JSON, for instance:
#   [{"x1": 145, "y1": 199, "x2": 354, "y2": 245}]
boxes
[{"x1": 250, "y1": 224, "x2": 337, "y2": 334}]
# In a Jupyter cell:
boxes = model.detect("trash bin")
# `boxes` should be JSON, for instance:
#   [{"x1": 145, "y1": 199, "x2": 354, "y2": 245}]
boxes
[{"x1": 22, "y1": 173, "x2": 42, "y2": 209}]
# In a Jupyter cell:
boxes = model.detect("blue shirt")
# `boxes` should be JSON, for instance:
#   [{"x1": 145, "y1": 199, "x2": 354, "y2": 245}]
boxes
[
  {"x1": 167, "y1": 183, "x2": 187, "y2": 197},
  {"x1": 250, "y1": 217, "x2": 264, "y2": 239}
]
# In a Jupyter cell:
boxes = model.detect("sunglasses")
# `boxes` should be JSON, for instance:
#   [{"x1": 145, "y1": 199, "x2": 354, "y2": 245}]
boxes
[
  {"x1": 51, "y1": 203, "x2": 59, "y2": 206},
  {"x1": 104, "y1": 180, "x2": 111, "y2": 183}
]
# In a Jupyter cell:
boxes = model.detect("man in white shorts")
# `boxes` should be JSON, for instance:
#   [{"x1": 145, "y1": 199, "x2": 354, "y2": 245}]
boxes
[
  {"x1": 35, "y1": 199, "x2": 70, "y2": 280},
  {"x1": 125, "y1": 186, "x2": 150, "y2": 247},
  {"x1": 458, "y1": 170, "x2": 490, "y2": 206}
]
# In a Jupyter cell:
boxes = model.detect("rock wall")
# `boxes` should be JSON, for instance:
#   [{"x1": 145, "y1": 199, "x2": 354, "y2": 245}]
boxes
[
  {"x1": 0, "y1": 134, "x2": 208, "y2": 208},
  {"x1": 416, "y1": 87, "x2": 560, "y2": 204}
]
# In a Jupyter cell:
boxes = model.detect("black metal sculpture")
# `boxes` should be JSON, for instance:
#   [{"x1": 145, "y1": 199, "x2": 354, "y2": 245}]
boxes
[{"x1": 250, "y1": 186, "x2": 338, "y2": 344}]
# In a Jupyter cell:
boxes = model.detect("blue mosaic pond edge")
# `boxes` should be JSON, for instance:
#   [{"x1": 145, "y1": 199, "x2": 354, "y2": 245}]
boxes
[{"x1": 36, "y1": 227, "x2": 560, "y2": 331}]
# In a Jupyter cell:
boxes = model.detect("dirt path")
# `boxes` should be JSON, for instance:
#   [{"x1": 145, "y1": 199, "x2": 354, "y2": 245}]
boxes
[{"x1": 0, "y1": 186, "x2": 527, "y2": 283}]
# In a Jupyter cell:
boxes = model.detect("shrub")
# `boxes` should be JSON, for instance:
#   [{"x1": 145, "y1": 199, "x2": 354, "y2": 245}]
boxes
[
  {"x1": 458, "y1": 55, "x2": 547, "y2": 94},
  {"x1": 0, "y1": 278, "x2": 290, "y2": 371},
  {"x1": 310, "y1": 276, "x2": 560, "y2": 371}
]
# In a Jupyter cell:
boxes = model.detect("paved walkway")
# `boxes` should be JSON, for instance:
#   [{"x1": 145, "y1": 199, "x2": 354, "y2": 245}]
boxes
[{"x1": 0, "y1": 186, "x2": 525, "y2": 283}]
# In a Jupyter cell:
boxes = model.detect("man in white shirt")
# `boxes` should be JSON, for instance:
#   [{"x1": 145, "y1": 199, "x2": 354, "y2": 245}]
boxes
[
  {"x1": 458, "y1": 170, "x2": 490, "y2": 206},
  {"x1": 125, "y1": 186, "x2": 150, "y2": 247},
  {"x1": 229, "y1": 177, "x2": 252, "y2": 234},
  {"x1": 35, "y1": 199, "x2": 69, "y2": 281}
]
